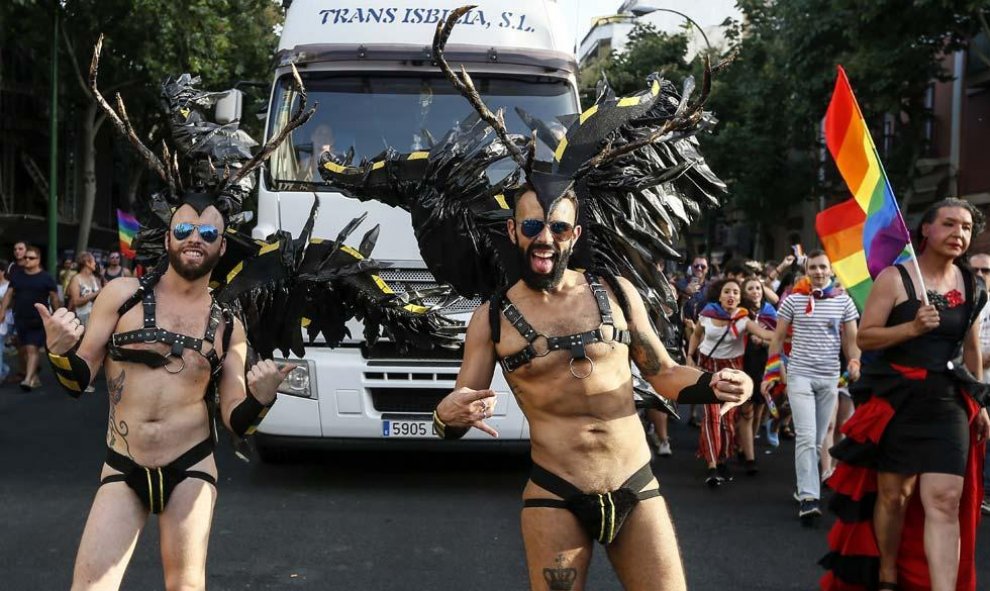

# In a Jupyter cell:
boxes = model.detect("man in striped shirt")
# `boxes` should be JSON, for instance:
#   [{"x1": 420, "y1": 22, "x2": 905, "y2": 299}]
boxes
[{"x1": 761, "y1": 250, "x2": 861, "y2": 524}]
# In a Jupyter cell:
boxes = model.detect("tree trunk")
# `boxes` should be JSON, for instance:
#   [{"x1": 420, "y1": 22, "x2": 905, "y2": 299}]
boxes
[{"x1": 75, "y1": 101, "x2": 98, "y2": 255}]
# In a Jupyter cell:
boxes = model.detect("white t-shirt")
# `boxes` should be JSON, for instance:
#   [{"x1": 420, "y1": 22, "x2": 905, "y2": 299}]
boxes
[{"x1": 698, "y1": 315, "x2": 748, "y2": 359}]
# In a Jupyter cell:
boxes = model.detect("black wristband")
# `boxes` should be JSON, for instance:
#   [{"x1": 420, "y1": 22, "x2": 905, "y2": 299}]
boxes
[
  {"x1": 677, "y1": 372, "x2": 720, "y2": 404},
  {"x1": 47, "y1": 346, "x2": 92, "y2": 398},
  {"x1": 433, "y1": 410, "x2": 468, "y2": 440},
  {"x1": 230, "y1": 391, "x2": 274, "y2": 437}
]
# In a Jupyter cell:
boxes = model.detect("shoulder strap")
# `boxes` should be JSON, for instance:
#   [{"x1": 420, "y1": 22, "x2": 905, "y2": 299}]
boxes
[
  {"x1": 116, "y1": 273, "x2": 160, "y2": 319},
  {"x1": 203, "y1": 299, "x2": 223, "y2": 344},
  {"x1": 585, "y1": 272, "x2": 615, "y2": 326},
  {"x1": 596, "y1": 270, "x2": 632, "y2": 321},
  {"x1": 704, "y1": 320, "x2": 733, "y2": 358},
  {"x1": 895, "y1": 264, "x2": 917, "y2": 301}
]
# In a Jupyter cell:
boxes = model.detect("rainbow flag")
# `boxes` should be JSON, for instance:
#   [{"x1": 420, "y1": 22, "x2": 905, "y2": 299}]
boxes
[
  {"x1": 815, "y1": 66, "x2": 914, "y2": 310},
  {"x1": 117, "y1": 209, "x2": 139, "y2": 259}
]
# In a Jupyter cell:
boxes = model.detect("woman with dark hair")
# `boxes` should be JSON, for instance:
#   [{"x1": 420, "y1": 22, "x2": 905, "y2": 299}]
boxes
[
  {"x1": 822, "y1": 198, "x2": 990, "y2": 591},
  {"x1": 740, "y1": 275, "x2": 778, "y2": 473},
  {"x1": 688, "y1": 277, "x2": 774, "y2": 487}
]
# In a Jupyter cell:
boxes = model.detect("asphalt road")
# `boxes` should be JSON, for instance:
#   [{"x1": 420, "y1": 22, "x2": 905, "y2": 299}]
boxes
[{"x1": 2, "y1": 373, "x2": 989, "y2": 590}]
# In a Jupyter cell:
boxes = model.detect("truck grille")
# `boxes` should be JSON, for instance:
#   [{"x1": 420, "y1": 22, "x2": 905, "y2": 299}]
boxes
[
  {"x1": 369, "y1": 388, "x2": 449, "y2": 413},
  {"x1": 379, "y1": 268, "x2": 482, "y2": 315}
]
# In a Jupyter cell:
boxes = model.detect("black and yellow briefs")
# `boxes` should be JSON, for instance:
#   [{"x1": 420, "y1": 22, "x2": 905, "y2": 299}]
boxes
[
  {"x1": 100, "y1": 439, "x2": 216, "y2": 514},
  {"x1": 523, "y1": 463, "x2": 660, "y2": 545}
]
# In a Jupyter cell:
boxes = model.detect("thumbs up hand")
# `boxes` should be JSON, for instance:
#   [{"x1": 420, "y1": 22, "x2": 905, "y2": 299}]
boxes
[{"x1": 34, "y1": 304, "x2": 84, "y2": 355}]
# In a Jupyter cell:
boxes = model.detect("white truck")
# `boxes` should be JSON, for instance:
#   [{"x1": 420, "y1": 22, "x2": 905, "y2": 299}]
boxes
[{"x1": 251, "y1": 0, "x2": 580, "y2": 457}]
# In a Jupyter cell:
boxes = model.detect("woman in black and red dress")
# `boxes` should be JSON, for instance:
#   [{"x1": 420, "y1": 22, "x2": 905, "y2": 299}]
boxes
[{"x1": 821, "y1": 198, "x2": 990, "y2": 591}]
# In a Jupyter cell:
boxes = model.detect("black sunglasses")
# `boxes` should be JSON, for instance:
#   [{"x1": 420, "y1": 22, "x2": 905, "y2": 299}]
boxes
[
  {"x1": 172, "y1": 222, "x2": 220, "y2": 243},
  {"x1": 520, "y1": 219, "x2": 574, "y2": 240},
  {"x1": 24, "y1": 255, "x2": 39, "y2": 260},
  {"x1": 974, "y1": 267, "x2": 990, "y2": 274},
  {"x1": 692, "y1": 263, "x2": 708, "y2": 269}
]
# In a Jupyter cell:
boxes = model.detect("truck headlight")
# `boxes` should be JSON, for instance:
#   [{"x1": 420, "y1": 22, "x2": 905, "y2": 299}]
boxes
[{"x1": 276, "y1": 360, "x2": 315, "y2": 399}]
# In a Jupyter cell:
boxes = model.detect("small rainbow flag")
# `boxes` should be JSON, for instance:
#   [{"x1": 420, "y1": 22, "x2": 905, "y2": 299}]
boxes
[
  {"x1": 815, "y1": 66, "x2": 914, "y2": 311},
  {"x1": 117, "y1": 209, "x2": 139, "y2": 259}
]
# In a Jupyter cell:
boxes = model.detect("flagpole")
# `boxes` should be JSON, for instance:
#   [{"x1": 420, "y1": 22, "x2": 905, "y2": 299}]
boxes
[{"x1": 868, "y1": 141, "x2": 930, "y2": 306}]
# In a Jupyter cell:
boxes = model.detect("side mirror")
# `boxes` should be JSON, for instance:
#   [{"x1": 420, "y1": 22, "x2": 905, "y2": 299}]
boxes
[{"x1": 215, "y1": 89, "x2": 244, "y2": 126}]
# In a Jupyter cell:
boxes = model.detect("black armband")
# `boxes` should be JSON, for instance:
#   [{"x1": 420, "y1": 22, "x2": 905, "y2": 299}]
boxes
[
  {"x1": 47, "y1": 348, "x2": 92, "y2": 398},
  {"x1": 677, "y1": 372, "x2": 720, "y2": 404},
  {"x1": 433, "y1": 410, "x2": 468, "y2": 440},
  {"x1": 230, "y1": 391, "x2": 274, "y2": 437}
]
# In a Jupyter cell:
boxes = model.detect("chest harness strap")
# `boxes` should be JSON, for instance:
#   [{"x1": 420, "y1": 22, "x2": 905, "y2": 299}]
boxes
[
  {"x1": 107, "y1": 275, "x2": 225, "y2": 376},
  {"x1": 496, "y1": 272, "x2": 632, "y2": 378}
]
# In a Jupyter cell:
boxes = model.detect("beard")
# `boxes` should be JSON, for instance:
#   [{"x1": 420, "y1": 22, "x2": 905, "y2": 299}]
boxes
[
  {"x1": 168, "y1": 244, "x2": 221, "y2": 281},
  {"x1": 517, "y1": 241, "x2": 571, "y2": 291}
]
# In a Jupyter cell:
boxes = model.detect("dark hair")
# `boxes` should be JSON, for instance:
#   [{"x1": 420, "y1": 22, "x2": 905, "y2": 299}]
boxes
[
  {"x1": 916, "y1": 198, "x2": 986, "y2": 250},
  {"x1": 705, "y1": 277, "x2": 742, "y2": 304},
  {"x1": 805, "y1": 249, "x2": 827, "y2": 260},
  {"x1": 723, "y1": 261, "x2": 749, "y2": 278},
  {"x1": 739, "y1": 275, "x2": 766, "y2": 316},
  {"x1": 25, "y1": 245, "x2": 41, "y2": 257},
  {"x1": 0, "y1": 259, "x2": 7, "y2": 274}
]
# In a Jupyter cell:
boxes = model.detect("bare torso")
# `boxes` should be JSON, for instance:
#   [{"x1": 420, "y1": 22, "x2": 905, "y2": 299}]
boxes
[
  {"x1": 100, "y1": 280, "x2": 224, "y2": 473},
  {"x1": 495, "y1": 276, "x2": 649, "y2": 494}
]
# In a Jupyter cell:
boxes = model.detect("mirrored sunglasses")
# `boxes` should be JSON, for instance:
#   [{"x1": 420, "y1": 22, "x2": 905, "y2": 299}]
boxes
[{"x1": 172, "y1": 222, "x2": 220, "y2": 243}]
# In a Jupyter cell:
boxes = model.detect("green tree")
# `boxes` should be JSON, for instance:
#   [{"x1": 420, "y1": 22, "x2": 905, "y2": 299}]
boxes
[
  {"x1": 1, "y1": 0, "x2": 282, "y2": 253},
  {"x1": 579, "y1": 23, "x2": 692, "y2": 104},
  {"x1": 704, "y1": 0, "x2": 986, "y2": 254},
  {"x1": 581, "y1": 2, "x2": 987, "y2": 257}
]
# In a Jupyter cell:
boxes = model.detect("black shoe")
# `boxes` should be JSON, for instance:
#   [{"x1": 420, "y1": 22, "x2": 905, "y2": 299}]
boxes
[
  {"x1": 744, "y1": 459, "x2": 759, "y2": 476},
  {"x1": 798, "y1": 499, "x2": 821, "y2": 526},
  {"x1": 716, "y1": 463, "x2": 733, "y2": 483},
  {"x1": 705, "y1": 468, "x2": 721, "y2": 488}
]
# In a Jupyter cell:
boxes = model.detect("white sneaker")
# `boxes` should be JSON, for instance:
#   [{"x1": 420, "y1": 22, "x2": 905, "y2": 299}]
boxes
[{"x1": 657, "y1": 438, "x2": 672, "y2": 457}]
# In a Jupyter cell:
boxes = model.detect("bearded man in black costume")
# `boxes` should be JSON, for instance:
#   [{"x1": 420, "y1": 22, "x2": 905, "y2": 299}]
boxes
[{"x1": 433, "y1": 184, "x2": 752, "y2": 590}]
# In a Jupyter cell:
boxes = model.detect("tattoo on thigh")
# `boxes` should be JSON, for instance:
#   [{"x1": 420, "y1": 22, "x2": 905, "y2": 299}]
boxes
[
  {"x1": 106, "y1": 369, "x2": 132, "y2": 458},
  {"x1": 543, "y1": 554, "x2": 577, "y2": 590},
  {"x1": 631, "y1": 332, "x2": 662, "y2": 376}
]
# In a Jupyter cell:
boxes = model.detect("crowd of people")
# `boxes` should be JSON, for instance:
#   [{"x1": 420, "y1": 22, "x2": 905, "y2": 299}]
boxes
[
  {"x1": 6, "y1": 199, "x2": 990, "y2": 590},
  {"x1": 633, "y1": 197, "x2": 990, "y2": 590},
  {"x1": 0, "y1": 241, "x2": 132, "y2": 391}
]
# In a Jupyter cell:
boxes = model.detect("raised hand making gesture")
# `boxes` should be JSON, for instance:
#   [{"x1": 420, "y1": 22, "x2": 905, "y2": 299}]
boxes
[{"x1": 35, "y1": 304, "x2": 84, "y2": 355}]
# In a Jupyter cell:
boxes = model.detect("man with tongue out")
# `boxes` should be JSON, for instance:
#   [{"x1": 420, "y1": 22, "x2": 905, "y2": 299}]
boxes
[{"x1": 433, "y1": 186, "x2": 753, "y2": 590}]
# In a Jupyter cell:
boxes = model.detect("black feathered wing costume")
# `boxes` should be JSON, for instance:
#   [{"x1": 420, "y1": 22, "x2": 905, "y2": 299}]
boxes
[
  {"x1": 317, "y1": 7, "x2": 726, "y2": 322},
  {"x1": 315, "y1": 8, "x2": 729, "y2": 414},
  {"x1": 90, "y1": 38, "x2": 458, "y2": 360}
]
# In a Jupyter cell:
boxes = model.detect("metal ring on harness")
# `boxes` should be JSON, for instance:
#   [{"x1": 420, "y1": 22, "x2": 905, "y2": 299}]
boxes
[
  {"x1": 569, "y1": 356, "x2": 595, "y2": 379},
  {"x1": 164, "y1": 355, "x2": 186, "y2": 374},
  {"x1": 531, "y1": 334, "x2": 551, "y2": 357}
]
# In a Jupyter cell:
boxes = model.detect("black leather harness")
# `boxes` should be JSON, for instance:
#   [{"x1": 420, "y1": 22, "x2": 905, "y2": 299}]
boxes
[
  {"x1": 107, "y1": 275, "x2": 228, "y2": 377},
  {"x1": 492, "y1": 273, "x2": 632, "y2": 378}
]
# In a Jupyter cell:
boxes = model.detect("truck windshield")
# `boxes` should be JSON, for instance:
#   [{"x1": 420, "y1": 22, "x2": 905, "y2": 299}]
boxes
[{"x1": 266, "y1": 72, "x2": 576, "y2": 186}]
